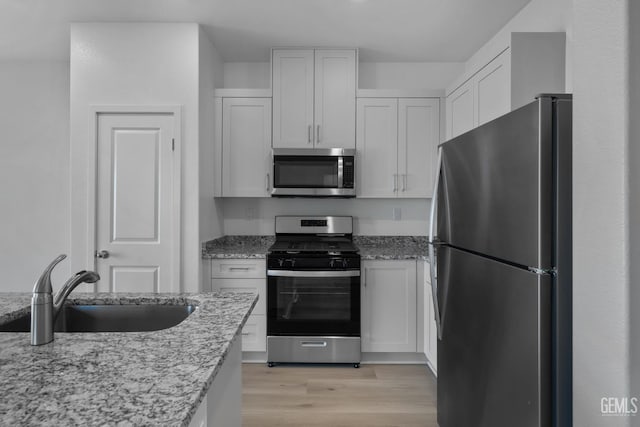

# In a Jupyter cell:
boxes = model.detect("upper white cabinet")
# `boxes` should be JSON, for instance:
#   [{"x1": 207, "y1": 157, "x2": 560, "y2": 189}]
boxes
[
  {"x1": 446, "y1": 32, "x2": 566, "y2": 140},
  {"x1": 361, "y1": 260, "x2": 417, "y2": 352},
  {"x1": 272, "y1": 48, "x2": 356, "y2": 149},
  {"x1": 215, "y1": 93, "x2": 272, "y2": 197},
  {"x1": 357, "y1": 96, "x2": 440, "y2": 198}
]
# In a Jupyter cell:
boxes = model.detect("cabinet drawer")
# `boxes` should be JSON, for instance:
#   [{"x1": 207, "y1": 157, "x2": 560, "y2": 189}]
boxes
[
  {"x1": 213, "y1": 278, "x2": 266, "y2": 315},
  {"x1": 241, "y1": 314, "x2": 266, "y2": 352},
  {"x1": 211, "y1": 259, "x2": 265, "y2": 278}
]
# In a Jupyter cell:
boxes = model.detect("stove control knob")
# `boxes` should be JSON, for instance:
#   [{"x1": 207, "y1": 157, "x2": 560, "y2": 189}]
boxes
[
  {"x1": 278, "y1": 259, "x2": 284, "y2": 267},
  {"x1": 285, "y1": 259, "x2": 296, "y2": 267},
  {"x1": 330, "y1": 259, "x2": 336, "y2": 268},
  {"x1": 342, "y1": 259, "x2": 349, "y2": 268}
]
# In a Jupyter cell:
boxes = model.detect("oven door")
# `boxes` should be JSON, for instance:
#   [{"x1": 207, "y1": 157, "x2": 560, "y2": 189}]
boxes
[{"x1": 267, "y1": 270, "x2": 361, "y2": 336}]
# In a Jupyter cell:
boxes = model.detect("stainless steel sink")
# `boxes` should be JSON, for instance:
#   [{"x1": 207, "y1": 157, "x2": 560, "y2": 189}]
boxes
[{"x1": 0, "y1": 304, "x2": 196, "y2": 333}]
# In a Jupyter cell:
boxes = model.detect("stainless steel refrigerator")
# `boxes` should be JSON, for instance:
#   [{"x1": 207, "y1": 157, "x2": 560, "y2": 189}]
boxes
[{"x1": 428, "y1": 94, "x2": 572, "y2": 427}]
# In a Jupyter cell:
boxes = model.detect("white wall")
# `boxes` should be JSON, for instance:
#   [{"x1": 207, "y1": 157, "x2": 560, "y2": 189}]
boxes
[
  {"x1": 70, "y1": 23, "x2": 201, "y2": 292},
  {"x1": 458, "y1": 0, "x2": 573, "y2": 92},
  {"x1": 573, "y1": 1, "x2": 631, "y2": 425},
  {"x1": 223, "y1": 62, "x2": 270, "y2": 88},
  {"x1": 222, "y1": 61, "x2": 464, "y2": 90},
  {"x1": 0, "y1": 60, "x2": 71, "y2": 292},
  {"x1": 630, "y1": 0, "x2": 640, "y2": 404},
  {"x1": 222, "y1": 198, "x2": 429, "y2": 236},
  {"x1": 199, "y1": 28, "x2": 224, "y2": 290},
  {"x1": 358, "y1": 62, "x2": 463, "y2": 90}
]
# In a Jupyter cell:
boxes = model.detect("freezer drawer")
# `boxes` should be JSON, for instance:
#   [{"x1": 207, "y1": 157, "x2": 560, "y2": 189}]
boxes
[{"x1": 437, "y1": 245, "x2": 551, "y2": 427}]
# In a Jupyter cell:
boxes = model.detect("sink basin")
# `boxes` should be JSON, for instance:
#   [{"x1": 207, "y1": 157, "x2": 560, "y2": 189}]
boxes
[{"x1": 0, "y1": 304, "x2": 196, "y2": 333}]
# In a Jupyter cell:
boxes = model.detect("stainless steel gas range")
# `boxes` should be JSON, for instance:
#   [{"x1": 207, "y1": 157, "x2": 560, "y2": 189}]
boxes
[{"x1": 266, "y1": 216, "x2": 361, "y2": 367}]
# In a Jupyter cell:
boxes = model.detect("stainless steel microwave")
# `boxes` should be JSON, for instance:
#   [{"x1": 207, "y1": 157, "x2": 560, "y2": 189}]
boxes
[{"x1": 271, "y1": 148, "x2": 356, "y2": 197}]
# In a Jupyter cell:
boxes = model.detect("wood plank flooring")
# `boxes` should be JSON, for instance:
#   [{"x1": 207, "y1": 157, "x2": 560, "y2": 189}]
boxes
[{"x1": 242, "y1": 364, "x2": 438, "y2": 427}]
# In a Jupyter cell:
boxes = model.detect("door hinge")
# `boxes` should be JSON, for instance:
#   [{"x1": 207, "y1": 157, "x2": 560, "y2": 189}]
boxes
[
  {"x1": 171, "y1": 138, "x2": 175, "y2": 151},
  {"x1": 528, "y1": 267, "x2": 557, "y2": 276}
]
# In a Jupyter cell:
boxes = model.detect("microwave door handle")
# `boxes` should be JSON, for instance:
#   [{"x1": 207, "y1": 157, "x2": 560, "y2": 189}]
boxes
[{"x1": 338, "y1": 157, "x2": 344, "y2": 188}]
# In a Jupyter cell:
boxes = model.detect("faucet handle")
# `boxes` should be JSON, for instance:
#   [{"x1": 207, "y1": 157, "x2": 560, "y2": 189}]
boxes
[{"x1": 33, "y1": 254, "x2": 67, "y2": 294}]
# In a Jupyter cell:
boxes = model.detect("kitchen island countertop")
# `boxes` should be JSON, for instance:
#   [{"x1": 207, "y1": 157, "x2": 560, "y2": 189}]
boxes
[{"x1": 0, "y1": 292, "x2": 257, "y2": 426}]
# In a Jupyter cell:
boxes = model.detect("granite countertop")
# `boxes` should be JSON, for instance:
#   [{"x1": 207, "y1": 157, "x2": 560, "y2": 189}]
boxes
[
  {"x1": 354, "y1": 236, "x2": 429, "y2": 261},
  {"x1": 202, "y1": 235, "x2": 429, "y2": 261},
  {"x1": 0, "y1": 292, "x2": 257, "y2": 426},
  {"x1": 202, "y1": 235, "x2": 275, "y2": 259}
]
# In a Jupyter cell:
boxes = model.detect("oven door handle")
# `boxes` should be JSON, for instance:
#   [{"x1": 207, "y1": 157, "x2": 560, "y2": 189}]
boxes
[{"x1": 267, "y1": 270, "x2": 361, "y2": 278}]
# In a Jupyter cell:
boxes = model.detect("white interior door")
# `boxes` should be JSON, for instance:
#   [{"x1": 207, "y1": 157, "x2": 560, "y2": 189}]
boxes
[{"x1": 95, "y1": 112, "x2": 178, "y2": 293}]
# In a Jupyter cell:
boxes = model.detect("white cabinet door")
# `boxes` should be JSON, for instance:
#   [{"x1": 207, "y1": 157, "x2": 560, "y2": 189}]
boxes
[
  {"x1": 272, "y1": 49, "x2": 314, "y2": 148},
  {"x1": 398, "y1": 98, "x2": 440, "y2": 198},
  {"x1": 362, "y1": 260, "x2": 417, "y2": 352},
  {"x1": 424, "y1": 262, "x2": 437, "y2": 372},
  {"x1": 314, "y1": 49, "x2": 356, "y2": 148},
  {"x1": 222, "y1": 98, "x2": 271, "y2": 196},
  {"x1": 210, "y1": 259, "x2": 267, "y2": 353},
  {"x1": 475, "y1": 49, "x2": 511, "y2": 126},
  {"x1": 446, "y1": 79, "x2": 475, "y2": 139},
  {"x1": 356, "y1": 98, "x2": 398, "y2": 198}
]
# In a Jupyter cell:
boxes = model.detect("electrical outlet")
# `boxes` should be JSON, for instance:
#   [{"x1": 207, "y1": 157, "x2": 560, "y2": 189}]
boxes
[{"x1": 393, "y1": 207, "x2": 401, "y2": 221}]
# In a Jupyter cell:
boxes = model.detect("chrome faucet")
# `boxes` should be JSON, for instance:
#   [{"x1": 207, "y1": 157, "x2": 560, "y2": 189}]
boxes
[{"x1": 31, "y1": 254, "x2": 100, "y2": 345}]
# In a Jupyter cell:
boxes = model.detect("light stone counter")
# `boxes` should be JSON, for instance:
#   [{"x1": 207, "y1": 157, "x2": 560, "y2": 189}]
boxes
[
  {"x1": 202, "y1": 235, "x2": 430, "y2": 261},
  {"x1": 0, "y1": 292, "x2": 257, "y2": 426}
]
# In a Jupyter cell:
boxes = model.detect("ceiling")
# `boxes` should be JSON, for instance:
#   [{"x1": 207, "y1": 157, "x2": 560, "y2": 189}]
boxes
[{"x1": 0, "y1": 0, "x2": 532, "y2": 62}]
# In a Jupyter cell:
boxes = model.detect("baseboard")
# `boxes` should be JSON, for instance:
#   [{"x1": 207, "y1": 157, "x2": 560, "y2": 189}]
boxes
[
  {"x1": 242, "y1": 351, "x2": 267, "y2": 363},
  {"x1": 361, "y1": 352, "x2": 428, "y2": 364},
  {"x1": 244, "y1": 351, "x2": 431, "y2": 365}
]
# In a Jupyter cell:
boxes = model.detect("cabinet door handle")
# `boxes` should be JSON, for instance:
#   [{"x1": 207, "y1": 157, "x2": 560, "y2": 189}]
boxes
[
  {"x1": 393, "y1": 174, "x2": 398, "y2": 192},
  {"x1": 266, "y1": 173, "x2": 270, "y2": 192},
  {"x1": 308, "y1": 125, "x2": 312, "y2": 144},
  {"x1": 402, "y1": 174, "x2": 407, "y2": 192},
  {"x1": 316, "y1": 125, "x2": 321, "y2": 144},
  {"x1": 229, "y1": 267, "x2": 251, "y2": 271}
]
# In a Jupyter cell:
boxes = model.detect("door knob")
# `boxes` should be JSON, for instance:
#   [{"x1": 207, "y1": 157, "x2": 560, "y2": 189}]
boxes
[{"x1": 95, "y1": 250, "x2": 110, "y2": 259}]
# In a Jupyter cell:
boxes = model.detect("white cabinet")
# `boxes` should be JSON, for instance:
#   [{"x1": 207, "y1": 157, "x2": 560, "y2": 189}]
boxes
[
  {"x1": 218, "y1": 97, "x2": 271, "y2": 197},
  {"x1": 361, "y1": 260, "x2": 417, "y2": 352},
  {"x1": 211, "y1": 259, "x2": 266, "y2": 353},
  {"x1": 446, "y1": 78, "x2": 475, "y2": 138},
  {"x1": 446, "y1": 50, "x2": 510, "y2": 139},
  {"x1": 356, "y1": 98, "x2": 397, "y2": 197},
  {"x1": 446, "y1": 32, "x2": 566, "y2": 139},
  {"x1": 423, "y1": 261, "x2": 438, "y2": 373},
  {"x1": 272, "y1": 48, "x2": 356, "y2": 149},
  {"x1": 357, "y1": 97, "x2": 439, "y2": 198}
]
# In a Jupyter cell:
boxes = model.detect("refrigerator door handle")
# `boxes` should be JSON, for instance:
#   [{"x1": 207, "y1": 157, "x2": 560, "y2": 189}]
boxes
[{"x1": 429, "y1": 147, "x2": 443, "y2": 340}]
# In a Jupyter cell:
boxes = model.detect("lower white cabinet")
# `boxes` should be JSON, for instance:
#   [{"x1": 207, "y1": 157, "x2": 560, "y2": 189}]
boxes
[
  {"x1": 423, "y1": 261, "x2": 438, "y2": 373},
  {"x1": 361, "y1": 260, "x2": 417, "y2": 352},
  {"x1": 211, "y1": 259, "x2": 267, "y2": 353}
]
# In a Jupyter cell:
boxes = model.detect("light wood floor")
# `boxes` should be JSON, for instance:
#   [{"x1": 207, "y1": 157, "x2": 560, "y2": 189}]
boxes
[{"x1": 242, "y1": 364, "x2": 438, "y2": 427}]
